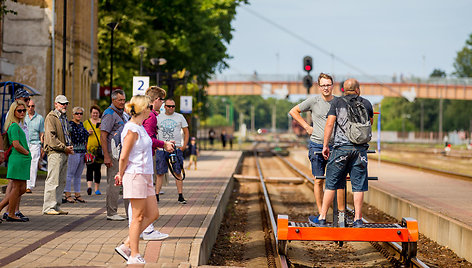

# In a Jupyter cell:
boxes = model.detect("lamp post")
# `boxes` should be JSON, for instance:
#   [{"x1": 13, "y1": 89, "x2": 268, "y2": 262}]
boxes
[
  {"x1": 62, "y1": 0, "x2": 67, "y2": 95},
  {"x1": 107, "y1": 22, "x2": 118, "y2": 103},
  {"x1": 138, "y1": 45, "x2": 146, "y2": 75},
  {"x1": 150, "y1": 57, "x2": 167, "y2": 86}
]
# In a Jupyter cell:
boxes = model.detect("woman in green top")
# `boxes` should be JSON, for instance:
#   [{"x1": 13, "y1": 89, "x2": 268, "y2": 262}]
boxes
[{"x1": 0, "y1": 100, "x2": 31, "y2": 222}]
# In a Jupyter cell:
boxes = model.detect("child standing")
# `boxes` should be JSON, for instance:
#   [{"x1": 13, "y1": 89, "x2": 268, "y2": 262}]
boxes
[{"x1": 186, "y1": 137, "x2": 199, "y2": 170}]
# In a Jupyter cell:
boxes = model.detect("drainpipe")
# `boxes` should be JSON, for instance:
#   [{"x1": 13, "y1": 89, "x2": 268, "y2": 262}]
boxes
[{"x1": 51, "y1": 0, "x2": 55, "y2": 110}]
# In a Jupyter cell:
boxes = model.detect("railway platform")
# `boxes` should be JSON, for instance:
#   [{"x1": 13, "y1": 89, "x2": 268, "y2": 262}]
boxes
[{"x1": 0, "y1": 150, "x2": 242, "y2": 267}]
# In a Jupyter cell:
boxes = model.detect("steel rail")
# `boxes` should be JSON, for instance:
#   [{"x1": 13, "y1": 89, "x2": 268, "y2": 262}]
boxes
[
  {"x1": 253, "y1": 149, "x2": 289, "y2": 268},
  {"x1": 273, "y1": 152, "x2": 429, "y2": 268}
]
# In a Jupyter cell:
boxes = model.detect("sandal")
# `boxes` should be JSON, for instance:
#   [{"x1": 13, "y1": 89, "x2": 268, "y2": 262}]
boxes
[
  {"x1": 65, "y1": 196, "x2": 76, "y2": 203},
  {"x1": 75, "y1": 195, "x2": 86, "y2": 203}
]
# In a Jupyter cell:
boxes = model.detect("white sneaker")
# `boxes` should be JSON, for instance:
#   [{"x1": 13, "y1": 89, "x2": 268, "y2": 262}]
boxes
[
  {"x1": 142, "y1": 230, "x2": 169, "y2": 241},
  {"x1": 159, "y1": 190, "x2": 165, "y2": 194},
  {"x1": 115, "y1": 244, "x2": 131, "y2": 261},
  {"x1": 127, "y1": 254, "x2": 146, "y2": 264},
  {"x1": 107, "y1": 214, "x2": 126, "y2": 221}
]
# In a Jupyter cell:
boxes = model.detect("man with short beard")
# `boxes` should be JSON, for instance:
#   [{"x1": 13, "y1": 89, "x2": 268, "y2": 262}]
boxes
[{"x1": 42, "y1": 95, "x2": 74, "y2": 215}]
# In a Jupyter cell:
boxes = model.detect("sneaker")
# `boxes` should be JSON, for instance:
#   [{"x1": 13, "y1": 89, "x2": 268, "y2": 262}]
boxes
[
  {"x1": 159, "y1": 190, "x2": 165, "y2": 194},
  {"x1": 25, "y1": 189, "x2": 32, "y2": 193},
  {"x1": 178, "y1": 197, "x2": 187, "y2": 204},
  {"x1": 142, "y1": 230, "x2": 169, "y2": 241},
  {"x1": 107, "y1": 214, "x2": 126, "y2": 221},
  {"x1": 352, "y1": 219, "x2": 364, "y2": 228},
  {"x1": 127, "y1": 254, "x2": 146, "y2": 264},
  {"x1": 44, "y1": 210, "x2": 60, "y2": 215},
  {"x1": 15, "y1": 211, "x2": 29, "y2": 221},
  {"x1": 95, "y1": 190, "x2": 101, "y2": 195},
  {"x1": 87, "y1": 188, "x2": 92, "y2": 195},
  {"x1": 308, "y1": 215, "x2": 320, "y2": 225},
  {"x1": 318, "y1": 219, "x2": 328, "y2": 227},
  {"x1": 115, "y1": 244, "x2": 131, "y2": 261},
  {"x1": 57, "y1": 210, "x2": 69, "y2": 215}
]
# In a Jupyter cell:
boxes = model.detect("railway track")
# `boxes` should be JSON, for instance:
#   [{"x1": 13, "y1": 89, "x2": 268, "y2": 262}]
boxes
[{"x1": 249, "y1": 143, "x2": 429, "y2": 267}]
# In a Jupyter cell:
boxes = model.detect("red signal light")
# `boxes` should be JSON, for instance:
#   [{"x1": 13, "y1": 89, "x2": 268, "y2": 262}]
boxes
[{"x1": 304, "y1": 65, "x2": 311, "y2": 72}]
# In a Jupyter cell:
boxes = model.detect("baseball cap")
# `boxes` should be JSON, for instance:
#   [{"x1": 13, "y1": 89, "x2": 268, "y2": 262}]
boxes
[
  {"x1": 55, "y1": 95, "x2": 69, "y2": 104},
  {"x1": 14, "y1": 88, "x2": 30, "y2": 100}
]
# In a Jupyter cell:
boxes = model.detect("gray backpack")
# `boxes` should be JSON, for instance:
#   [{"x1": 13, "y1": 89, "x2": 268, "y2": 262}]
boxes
[{"x1": 340, "y1": 97, "x2": 372, "y2": 144}]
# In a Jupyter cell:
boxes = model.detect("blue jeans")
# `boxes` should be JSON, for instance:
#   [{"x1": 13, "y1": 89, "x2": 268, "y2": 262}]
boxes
[
  {"x1": 65, "y1": 152, "x2": 85, "y2": 193},
  {"x1": 308, "y1": 141, "x2": 330, "y2": 177},
  {"x1": 325, "y1": 145, "x2": 368, "y2": 192}
]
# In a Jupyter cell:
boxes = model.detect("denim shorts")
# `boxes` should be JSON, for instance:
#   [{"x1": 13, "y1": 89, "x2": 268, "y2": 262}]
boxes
[
  {"x1": 308, "y1": 141, "x2": 328, "y2": 177},
  {"x1": 156, "y1": 149, "x2": 184, "y2": 175},
  {"x1": 325, "y1": 145, "x2": 368, "y2": 192}
]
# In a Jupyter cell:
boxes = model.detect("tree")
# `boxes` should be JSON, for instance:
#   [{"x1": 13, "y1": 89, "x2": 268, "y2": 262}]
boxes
[
  {"x1": 98, "y1": 0, "x2": 247, "y2": 100},
  {"x1": 453, "y1": 33, "x2": 472, "y2": 77},
  {"x1": 430, "y1": 68, "x2": 446, "y2": 78}
]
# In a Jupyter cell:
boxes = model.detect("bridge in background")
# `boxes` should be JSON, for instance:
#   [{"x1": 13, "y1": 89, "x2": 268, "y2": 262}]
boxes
[{"x1": 206, "y1": 75, "x2": 472, "y2": 100}]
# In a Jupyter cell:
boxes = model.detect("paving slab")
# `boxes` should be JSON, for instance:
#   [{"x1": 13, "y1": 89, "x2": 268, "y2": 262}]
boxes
[{"x1": 0, "y1": 150, "x2": 241, "y2": 267}]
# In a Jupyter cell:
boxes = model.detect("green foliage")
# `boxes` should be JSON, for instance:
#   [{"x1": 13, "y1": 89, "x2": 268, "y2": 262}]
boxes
[
  {"x1": 97, "y1": 0, "x2": 247, "y2": 104},
  {"x1": 203, "y1": 114, "x2": 230, "y2": 127},
  {"x1": 430, "y1": 68, "x2": 446, "y2": 78},
  {"x1": 379, "y1": 97, "x2": 472, "y2": 132},
  {"x1": 453, "y1": 33, "x2": 472, "y2": 77},
  {"x1": 1, "y1": 0, "x2": 17, "y2": 15}
]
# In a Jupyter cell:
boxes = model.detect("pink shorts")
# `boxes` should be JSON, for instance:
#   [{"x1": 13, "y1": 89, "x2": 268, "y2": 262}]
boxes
[{"x1": 122, "y1": 173, "x2": 154, "y2": 199}]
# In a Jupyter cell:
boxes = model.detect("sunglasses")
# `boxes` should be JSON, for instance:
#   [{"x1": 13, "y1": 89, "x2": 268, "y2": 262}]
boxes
[
  {"x1": 59, "y1": 102, "x2": 69, "y2": 106},
  {"x1": 74, "y1": 112, "x2": 83, "y2": 115},
  {"x1": 165, "y1": 105, "x2": 175, "y2": 108},
  {"x1": 16, "y1": 109, "x2": 27, "y2": 113}
]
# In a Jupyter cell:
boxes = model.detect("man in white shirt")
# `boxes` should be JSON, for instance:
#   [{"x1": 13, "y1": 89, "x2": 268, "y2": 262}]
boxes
[{"x1": 155, "y1": 99, "x2": 189, "y2": 204}]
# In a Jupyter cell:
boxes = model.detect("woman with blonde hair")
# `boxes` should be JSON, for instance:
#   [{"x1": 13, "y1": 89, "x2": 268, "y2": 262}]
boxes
[
  {"x1": 0, "y1": 100, "x2": 31, "y2": 222},
  {"x1": 114, "y1": 95, "x2": 161, "y2": 264}
]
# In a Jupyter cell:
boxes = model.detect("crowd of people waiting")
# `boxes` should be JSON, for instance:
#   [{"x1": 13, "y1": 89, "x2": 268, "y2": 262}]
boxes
[{"x1": 0, "y1": 86, "x2": 196, "y2": 264}]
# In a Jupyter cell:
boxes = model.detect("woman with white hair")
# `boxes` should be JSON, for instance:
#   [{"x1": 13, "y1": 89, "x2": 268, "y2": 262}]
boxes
[
  {"x1": 114, "y1": 95, "x2": 160, "y2": 265},
  {"x1": 64, "y1": 106, "x2": 89, "y2": 203},
  {"x1": 0, "y1": 100, "x2": 31, "y2": 222}
]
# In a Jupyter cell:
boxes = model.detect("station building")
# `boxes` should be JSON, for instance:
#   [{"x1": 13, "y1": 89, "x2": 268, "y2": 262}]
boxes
[{"x1": 0, "y1": 0, "x2": 98, "y2": 117}]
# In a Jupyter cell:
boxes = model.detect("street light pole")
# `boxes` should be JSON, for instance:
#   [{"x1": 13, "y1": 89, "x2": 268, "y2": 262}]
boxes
[
  {"x1": 138, "y1": 45, "x2": 146, "y2": 75},
  {"x1": 107, "y1": 22, "x2": 118, "y2": 104},
  {"x1": 62, "y1": 0, "x2": 67, "y2": 95}
]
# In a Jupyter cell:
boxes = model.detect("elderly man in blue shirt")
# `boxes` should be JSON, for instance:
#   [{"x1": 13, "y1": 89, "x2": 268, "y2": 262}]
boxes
[{"x1": 25, "y1": 99, "x2": 44, "y2": 193}]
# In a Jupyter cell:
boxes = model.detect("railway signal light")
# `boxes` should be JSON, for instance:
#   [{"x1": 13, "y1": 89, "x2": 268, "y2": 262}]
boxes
[
  {"x1": 303, "y1": 56, "x2": 313, "y2": 73},
  {"x1": 303, "y1": 74, "x2": 313, "y2": 90}
]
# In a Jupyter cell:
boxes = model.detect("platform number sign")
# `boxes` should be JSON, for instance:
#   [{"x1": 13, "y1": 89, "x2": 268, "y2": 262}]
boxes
[
  {"x1": 180, "y1": 96, "x2": 192, "y2": 114},
  {"x1": 133, "y1": 76, "x2": 149, "y2": 96}
]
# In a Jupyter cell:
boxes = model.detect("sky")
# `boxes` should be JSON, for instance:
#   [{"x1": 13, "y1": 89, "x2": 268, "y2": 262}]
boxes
[{"x1": 219, "y1": 0, "x2": 472, "y2": 80}]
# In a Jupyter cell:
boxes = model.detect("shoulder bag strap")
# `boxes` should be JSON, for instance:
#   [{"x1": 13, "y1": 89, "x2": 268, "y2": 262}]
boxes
[
  {"x1": 88, "y1": 119, "x2": 102, "y2": 147},
  {"x1": 110, "y1": 107, "x2": 125, "y2": 123}
]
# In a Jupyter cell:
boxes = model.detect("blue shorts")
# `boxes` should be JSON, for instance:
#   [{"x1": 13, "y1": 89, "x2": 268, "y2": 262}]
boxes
[
  {"x1": 156, "y1": 149, "x2": 184, "y2": 175},
  {"x1": 308, "y1": 141, "x2": 331, "y2": 177},
  {"x1": 325, "y1": 145, "x2": 368, "y2": 192}
]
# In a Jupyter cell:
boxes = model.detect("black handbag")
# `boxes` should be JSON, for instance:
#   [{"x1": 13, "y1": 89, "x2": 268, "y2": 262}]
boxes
[{"x1": 88, "y1": 120, "x2": 104, "y2": 163}]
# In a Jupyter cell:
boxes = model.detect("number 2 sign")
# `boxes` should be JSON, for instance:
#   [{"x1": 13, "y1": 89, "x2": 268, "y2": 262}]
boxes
[{"x1": 133, "y1": 76, "x2": 150, "y2": 96}]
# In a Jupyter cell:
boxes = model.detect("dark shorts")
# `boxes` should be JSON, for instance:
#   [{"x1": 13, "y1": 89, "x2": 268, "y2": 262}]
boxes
[
  {"x1": 156, "y1": 149, "x2": 184, "y2": 175},
  {"x1": 308, "y1": 141, "x2": 330, "y2": 177},
  {"x1": 325, "y1": 145, "x2": 368, "y2": 192}
]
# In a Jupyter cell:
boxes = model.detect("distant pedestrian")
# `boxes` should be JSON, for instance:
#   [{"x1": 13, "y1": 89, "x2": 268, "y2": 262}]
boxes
[
  {"x1": 42, "y1": 95, "x2": 74, "y2": 215},
  {"x1": 64, "y1": 107, "x2": 89, "y2": 203},
  {"x1": 114, "y1": 95, "x2": 167, "y2": 265},
  {"x1": 0, "y1": 100, "x2": 31, "y2": 222},
  {"x1": 101, "y1": 89, "x2": 129, "y2": 221},
  {"x1": 186, "y1": 137, "x2": 199, "y2": 170},
  {"x1": 221, "y1": 130, "x2": 227, "y2": 148},
  {"x1": 25, "y1": 99, "x2": 44, "y2": 193},
  {"x1": 83, "y1": 105, "x2": 103, "y2": 195},
  {"x1": 319, "y1": 78, "x2": 373, "y2": 227},
  {"x1": 209, "y1": 128, "x2": 215, "y2": 147},
  {"x1": 156, "y1": 99, "x2": 189, "y2": 204}
]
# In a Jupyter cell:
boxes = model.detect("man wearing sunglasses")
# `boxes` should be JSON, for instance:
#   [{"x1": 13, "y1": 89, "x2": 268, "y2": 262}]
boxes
[
  {"x1": 42, "y1": 95, "x2": 74, "y2": 215},
  {"x1": 156, "y1": 99, "x2": 189, "y2": 204},
  {"x1": 25, "y1": 99, "x2": 44, "y2": 194}
]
